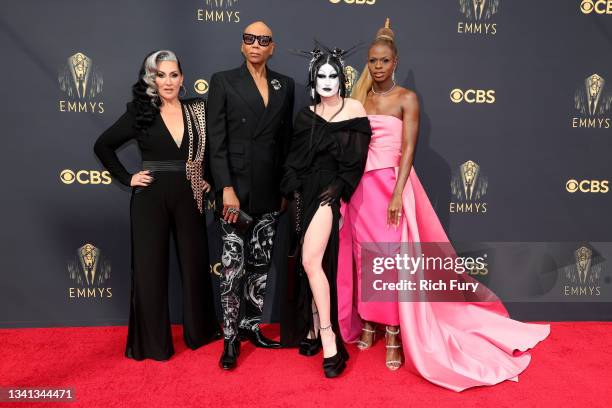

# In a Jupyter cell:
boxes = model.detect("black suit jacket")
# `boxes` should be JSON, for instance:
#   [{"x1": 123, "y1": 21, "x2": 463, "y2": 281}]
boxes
[{"x1": 207, "y1": 63, "x2": 295, "y2": 214}]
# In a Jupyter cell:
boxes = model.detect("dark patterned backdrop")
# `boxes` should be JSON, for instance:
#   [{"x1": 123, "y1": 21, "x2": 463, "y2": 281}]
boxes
[{"x1": 1, "y1": 0, "x2": 611, "y2": 327}]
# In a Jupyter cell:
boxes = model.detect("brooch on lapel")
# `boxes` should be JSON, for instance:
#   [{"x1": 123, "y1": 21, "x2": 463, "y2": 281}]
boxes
[{"x1": 271, "y1": 79, "x2": 281, "y2": 91}]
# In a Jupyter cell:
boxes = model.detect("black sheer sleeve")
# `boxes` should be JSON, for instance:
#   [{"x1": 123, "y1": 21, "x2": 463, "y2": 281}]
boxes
[
  {"x1": 93, "y1": 104, "x2": 137, "y2": 186},
  {"x1": 334, "y1": 119, "x2": 372, "y2": 202}
]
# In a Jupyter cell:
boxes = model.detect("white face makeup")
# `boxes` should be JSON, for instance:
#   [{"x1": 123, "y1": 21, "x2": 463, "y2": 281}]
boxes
[{"x1": 315, "y1": 63, "x2": 340, "y2": 98}]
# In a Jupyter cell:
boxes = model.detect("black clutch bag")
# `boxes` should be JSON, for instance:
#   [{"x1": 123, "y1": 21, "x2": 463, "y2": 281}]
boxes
[{"x1": 216, "y1": 207, "x2": 253, "y2": 234}]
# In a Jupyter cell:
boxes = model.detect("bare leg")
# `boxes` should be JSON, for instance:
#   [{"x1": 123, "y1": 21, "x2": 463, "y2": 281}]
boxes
[{"x1": 302, "y1": 205, "x2": 337, "y2": 358}]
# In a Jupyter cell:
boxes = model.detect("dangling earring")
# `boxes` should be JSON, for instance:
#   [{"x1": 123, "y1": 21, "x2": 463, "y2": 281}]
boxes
[
  {"x1": 392, "y1": 62, "x2": 398, "y2": 83},
  {"x1": 311, "y1": 88, "x2": 315, "y2": 100},
  {"x1": 179, "y1": 84, "x2": 187, "y2": 97}
]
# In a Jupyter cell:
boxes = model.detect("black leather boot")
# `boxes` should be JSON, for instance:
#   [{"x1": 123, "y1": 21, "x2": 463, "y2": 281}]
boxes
[
  {"x1": 219, "y1": 338, "x2": 241, "y2": 370},
  {"x1": 238, "y1": 327, "x2": 281, "y2": 349}
]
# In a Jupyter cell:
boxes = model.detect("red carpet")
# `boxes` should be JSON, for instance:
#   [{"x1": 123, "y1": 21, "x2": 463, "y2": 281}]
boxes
[{"x1": 0, "y1": 322, "x2": 610, "y2": 407}]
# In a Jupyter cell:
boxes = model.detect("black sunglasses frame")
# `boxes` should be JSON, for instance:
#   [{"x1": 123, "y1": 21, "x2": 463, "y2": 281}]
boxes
[{"x1": 242, "y1": 33, "x2": 273, "y2": 47}]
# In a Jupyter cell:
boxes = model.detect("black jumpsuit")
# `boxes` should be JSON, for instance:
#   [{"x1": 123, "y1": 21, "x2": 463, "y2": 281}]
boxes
[{"x1": 94, "y1": 98, "x2": 220, "y2": 361}]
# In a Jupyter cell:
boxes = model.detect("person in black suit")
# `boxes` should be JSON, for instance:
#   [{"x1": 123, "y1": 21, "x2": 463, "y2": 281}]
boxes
[{"x1": 207, "y1": 21, "x2": 295, "y2": 370}]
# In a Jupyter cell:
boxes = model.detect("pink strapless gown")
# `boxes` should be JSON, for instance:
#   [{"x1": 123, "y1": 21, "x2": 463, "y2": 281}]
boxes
[{"x1": 337, "y1": 115, "x2": 550, "y2": 392}]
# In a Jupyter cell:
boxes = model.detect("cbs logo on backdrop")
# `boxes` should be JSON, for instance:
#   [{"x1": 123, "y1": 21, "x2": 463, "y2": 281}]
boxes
[
  {"x1": 329, "y1": 0, "x2": 376, "y2": 4},
  {"x1": 580, "y1": 0, "x2": 612, "y2": 14},
  {"x1": 60, "y1": 169, "x2": 111, "y2": 185},
  {"x1": 566, "y1": 179, "x2": 609, "y2": 193},
  {"x1": 194, "y1": 79, "x2": 209, "y2": 95},
  {"x1": 450, "y1": 88, "x2": 496, "y2": 104}
]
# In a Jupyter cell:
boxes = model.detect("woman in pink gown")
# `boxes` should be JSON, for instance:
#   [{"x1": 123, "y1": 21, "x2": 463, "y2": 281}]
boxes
[{"x1": 337, "y1": 19, "x2": 550, "y2": 391}]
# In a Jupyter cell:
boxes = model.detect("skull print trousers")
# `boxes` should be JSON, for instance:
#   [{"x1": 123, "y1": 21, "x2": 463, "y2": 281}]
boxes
[{"x1": 219, "y1": 212, "x2": 279, "y2": 341}]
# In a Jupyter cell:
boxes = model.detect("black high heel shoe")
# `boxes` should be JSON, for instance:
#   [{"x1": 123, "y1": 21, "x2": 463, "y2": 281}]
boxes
[
  {"x1": 299, "y1": 336, "x2": 322, "y2": 356},
  {"x1": 321, "y1": 327, "x2": 349, "y2": 378}
]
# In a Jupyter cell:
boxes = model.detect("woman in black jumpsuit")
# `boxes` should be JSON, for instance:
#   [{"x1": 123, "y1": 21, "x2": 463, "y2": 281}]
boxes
[{"x1": 94, "y1": 50, "x2": 220, "y2": 361}]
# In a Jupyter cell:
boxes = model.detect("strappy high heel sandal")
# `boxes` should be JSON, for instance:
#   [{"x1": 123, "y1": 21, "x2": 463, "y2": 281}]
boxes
[
  {"x1": 356, "y1": 322, "x2": 377, "y2": 350},
  {"x1": 385, "y1": 326, "x2": 402, "y2": 371}
]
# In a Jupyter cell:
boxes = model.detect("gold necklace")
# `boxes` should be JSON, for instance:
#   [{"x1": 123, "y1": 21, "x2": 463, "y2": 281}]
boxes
[{"x1": 371, "y1": 80, "x2": 396, "y2": 96}]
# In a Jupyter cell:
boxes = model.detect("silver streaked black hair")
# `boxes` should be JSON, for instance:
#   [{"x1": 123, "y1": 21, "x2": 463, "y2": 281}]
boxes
[
  {"x1": 131, "y1": 50, "x2": 183, "y2": 130},
  {"x1": 142, "y1": 50, "x2": 181, "y2": 103}
]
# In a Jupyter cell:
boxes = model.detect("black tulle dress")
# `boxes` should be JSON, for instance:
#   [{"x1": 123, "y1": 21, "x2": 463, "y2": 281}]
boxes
[{"x1": 280, "y1": 106, "x2": 371, "y2": 346}]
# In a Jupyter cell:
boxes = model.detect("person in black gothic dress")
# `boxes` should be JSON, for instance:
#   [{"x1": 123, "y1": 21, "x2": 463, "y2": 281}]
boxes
[
  {"x1": 281, "y1": 47, "x2": 372, "y2": 378},
  {"x1": 94, "y1": 50, "x2": 221, "y2": 361}
]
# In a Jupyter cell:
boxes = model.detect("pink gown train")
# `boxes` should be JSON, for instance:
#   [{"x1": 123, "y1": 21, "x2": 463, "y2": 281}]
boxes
[{"x1": 337, "y1": 115, "x2": 550, "y2": 392}]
